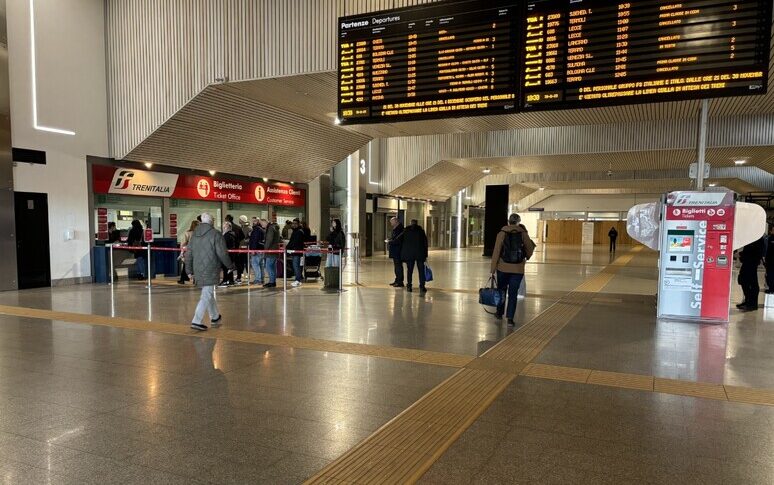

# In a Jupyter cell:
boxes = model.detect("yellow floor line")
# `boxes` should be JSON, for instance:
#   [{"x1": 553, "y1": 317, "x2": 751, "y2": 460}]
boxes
[{"x1": 0, "y1": 304, "x2": 473, "y2": 369}]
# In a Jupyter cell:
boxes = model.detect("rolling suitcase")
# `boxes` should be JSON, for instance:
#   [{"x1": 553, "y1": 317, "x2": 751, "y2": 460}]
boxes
[{"x1": 324, "y1": 266, "x2": 340, "y2": 289}]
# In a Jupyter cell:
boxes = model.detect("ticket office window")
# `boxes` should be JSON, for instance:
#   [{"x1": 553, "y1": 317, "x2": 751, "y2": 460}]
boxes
[
  {"x1": 274, "y1": 207, "x2": 306, "y2": 225},
  {"x1": 225, "y1": 203, "x2": 269, "y2": 223},
  {"x1": 94, "y1": 194, "x2": 163, "y2": 239},
  {"x1": 169, "y1": 199, "x2": 222, "y2": 244}
]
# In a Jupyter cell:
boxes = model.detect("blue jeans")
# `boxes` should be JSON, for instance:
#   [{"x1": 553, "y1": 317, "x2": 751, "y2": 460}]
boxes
[
  {"x1": 292, "y1": 255, "x2": 303, "y2": 282},
  {"x1": 135, "y1": 255, "x2": 146, "y2": 277},
  {"x1": 497, "y1": 271, "x2": 524, "y2": 320},
  {"x1": 251, "y1": 254, "x2": 265, "y2": 283},
  {"x1": 265, "y1": 255, "x2": 277, "y2": 284}
]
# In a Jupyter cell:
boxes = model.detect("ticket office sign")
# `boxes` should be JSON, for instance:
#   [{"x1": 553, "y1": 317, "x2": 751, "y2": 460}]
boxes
[{"x1": 658, "y1": 191, "x2": 736, "y2": 322}]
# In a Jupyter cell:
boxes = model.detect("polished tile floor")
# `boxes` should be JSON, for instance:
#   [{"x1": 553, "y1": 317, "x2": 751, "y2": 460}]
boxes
[{"x1": 0, "y1": 244, "x2": 772, "y2": 484}]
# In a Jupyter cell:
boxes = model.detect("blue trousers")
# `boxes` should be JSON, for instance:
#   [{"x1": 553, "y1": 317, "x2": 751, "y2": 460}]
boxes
[
  {"x1": 497, "y1": 271, "x2": 524, "y2": 319},
  {"x1": 251, "y1": 254, "x2": 265, "y2": 283},
  {"x1": 292, "y1": 255, "x2": 303, "y2": 282},
  {"x1": 265, "y1": 255, "x2": 277, "y2": 284}
]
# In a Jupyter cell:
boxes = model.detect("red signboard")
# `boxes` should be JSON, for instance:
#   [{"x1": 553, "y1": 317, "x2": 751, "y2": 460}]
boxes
[
  {"x1": 144, "y1": 228, "x2": 154, "y2": 243},
  {"x1": 92, "y1": 165, "x2": 305, "y2": 207}
]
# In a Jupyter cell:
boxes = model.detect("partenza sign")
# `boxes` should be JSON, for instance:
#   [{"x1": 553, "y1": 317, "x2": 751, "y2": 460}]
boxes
[{"x1": 93, "y1": 165, "x2": 305, "y2": 207}]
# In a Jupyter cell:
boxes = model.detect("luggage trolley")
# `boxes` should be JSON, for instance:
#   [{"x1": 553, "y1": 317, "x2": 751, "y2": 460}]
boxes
[{"x1": 304, "y1": 244, "x2": 322, "y2": 281}]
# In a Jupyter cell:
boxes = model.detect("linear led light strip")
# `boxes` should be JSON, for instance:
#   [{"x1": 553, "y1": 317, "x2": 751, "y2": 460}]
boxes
[{"x1": 29, "y1": 0, "x2": 75, "y2": 136}]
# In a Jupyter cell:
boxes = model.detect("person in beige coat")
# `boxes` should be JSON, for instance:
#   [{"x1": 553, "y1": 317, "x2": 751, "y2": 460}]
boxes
[
  {"x1": 178, "y1": 220, "x2": 200, "y2": 284},
  {"x1": 490, "y1": 214, "x2": 536, "y2": 326}
]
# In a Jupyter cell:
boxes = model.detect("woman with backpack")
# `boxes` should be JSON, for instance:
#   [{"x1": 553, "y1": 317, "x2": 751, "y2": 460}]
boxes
[{"x1": 490, "y1": 213, "x2": 536, "y2": 326}]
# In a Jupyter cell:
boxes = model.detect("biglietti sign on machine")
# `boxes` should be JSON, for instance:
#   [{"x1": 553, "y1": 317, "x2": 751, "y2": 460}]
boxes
[
  {"x1": 627, "y1": 190, "x2": 766, "y2": 323},
  {"x1": 92, "y1": 165, "x2": 305, "y2": 207}
]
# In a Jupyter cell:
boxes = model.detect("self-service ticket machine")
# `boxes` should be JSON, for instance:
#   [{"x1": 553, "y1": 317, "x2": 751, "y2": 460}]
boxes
[
  {"x1": 658, "y1": 191, "x2": 736, "y2": 322},
  {"x1": 627, "y1": 189, "x2": 766, "y2": 324}
]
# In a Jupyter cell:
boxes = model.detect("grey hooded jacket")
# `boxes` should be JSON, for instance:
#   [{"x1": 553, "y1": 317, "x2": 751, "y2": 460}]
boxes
[{"x1": 184, "y1": 223, "x2": 233, "y2": 286}]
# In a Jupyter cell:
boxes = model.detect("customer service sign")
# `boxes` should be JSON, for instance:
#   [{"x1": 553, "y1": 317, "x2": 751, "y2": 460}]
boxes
[
  {"x1": 93, "y1": 165, "x2": 305, "y2": 207},
  {"x1": 658, "y1": 191, "x2": 736, "y2": 322}
]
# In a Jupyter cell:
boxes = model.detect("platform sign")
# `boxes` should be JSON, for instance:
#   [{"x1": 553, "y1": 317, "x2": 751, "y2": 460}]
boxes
[{"x1": 658, "y1": 191, "x2": 736, "y2": 322}]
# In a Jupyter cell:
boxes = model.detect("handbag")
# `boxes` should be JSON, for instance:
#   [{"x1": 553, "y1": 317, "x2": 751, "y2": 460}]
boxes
[
  {"x1": 424, "y1": 263, "x2": 434, "y2": 282},
  {"x1": 479, "y1": 275, "x2": 505, "y2": 314}
]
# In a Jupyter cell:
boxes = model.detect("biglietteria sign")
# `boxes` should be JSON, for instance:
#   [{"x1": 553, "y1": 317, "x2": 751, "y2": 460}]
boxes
[{"x1": 93, "y1": 165, "x2": 305, "y2": 207}]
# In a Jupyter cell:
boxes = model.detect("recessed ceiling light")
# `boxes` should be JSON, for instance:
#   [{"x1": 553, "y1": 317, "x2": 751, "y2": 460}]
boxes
[
  {"x1": 262, "y1": 177, "x2": 268, "y2": 182},
  {"x1": 734, "y1": 159, "x2": 746, "y2": 165},
  {"x1": 482, "y1": 168, "x2": 491, "y2": 174},
  {"x1": 208, "y1": 170, "x2": 216, "y2": 176},
  {"x1": 290, "y1": 181, "x2": 295, "y2": 185},
  {"x1": 334, "y1": 118, "x2": 342, "y2": 125},
  {"x1": 539, "y1": 187, "x2": 545, "y2": 191},
  {"x1": 144, "y1": 162, "x2": 153, "y2": 169},
  {"x1": 709, "y1": 183, "x2": 717, "y2": 187}
]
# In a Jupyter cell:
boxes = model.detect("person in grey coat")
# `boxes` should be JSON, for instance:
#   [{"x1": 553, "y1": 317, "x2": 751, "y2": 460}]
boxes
[
  {"x1": 262, "y1": 220, "x2": 281, "y2": 288},
  {"x1": 185, "y1": 213, "x2": 234, "y2": 331}
]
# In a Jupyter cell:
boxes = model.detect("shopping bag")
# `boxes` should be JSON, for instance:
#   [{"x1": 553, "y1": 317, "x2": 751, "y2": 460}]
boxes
[
  {"x1": 479, "y1": 275, "x2": 504, "y2": 313},
  {"x1": 424, "y1": 264, "x2": 434, "y2": 282}
]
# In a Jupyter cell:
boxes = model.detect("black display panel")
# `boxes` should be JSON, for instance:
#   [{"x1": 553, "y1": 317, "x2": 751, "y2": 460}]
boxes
[
  {"x1": 337, "y1": 0, "x2": 519, "y2": 124},
  {"x1": 521, "y1": 0, "x2": 772, "y2": 110}
]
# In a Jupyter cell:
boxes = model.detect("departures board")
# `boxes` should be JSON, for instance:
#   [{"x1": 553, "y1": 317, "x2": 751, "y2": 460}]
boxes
[
  {"x1": 338, "y1": 0, "x2": 519, "y2": 123},
  {"x1": 337, "y1": 0, "x2": 772, "y2": 124},
  {"x1": 522, "y1": 0, "x2": 773, "y2": 110}
]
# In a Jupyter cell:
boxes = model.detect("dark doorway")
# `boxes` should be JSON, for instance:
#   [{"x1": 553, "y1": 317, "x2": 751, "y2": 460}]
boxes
[
  {"x1": 365, "y1": 213, "x2": 373, "y2": 257},
  {"x1": 14, "y1": 192, "x2": 51, "y2": 289}
]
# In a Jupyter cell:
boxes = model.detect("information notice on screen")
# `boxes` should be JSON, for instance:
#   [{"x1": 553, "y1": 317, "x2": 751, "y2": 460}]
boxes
[
  {"x1": 522, "y1": 0, "x2": 772, "y2": 110},
  {"x1": 337, "y1": 0, "x2": 772, "y2": 124},
  {"x1": 338, "y1": 0, "x2": 519, "y2": 124}
]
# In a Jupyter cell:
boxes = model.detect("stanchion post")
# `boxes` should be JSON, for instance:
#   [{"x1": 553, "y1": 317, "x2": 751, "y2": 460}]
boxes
[
  {"x1": 355, "y1": 244, "x2": 360, "y2": 286},
  {"x1": 283, "y1": 249, "x2": 288, "y2": 292},
  {"x1": 338, "y1": 248, "x2": 343, "y2": 292},
  {"x1": 109, "y1": 244, "x2": 114, "y2": 286},
  {"x1": 246, "y1": 250, "x2": 251, "y2": 287},
  {"x1": 146, "y1": 244, "x2": 152, "y2": 289}
]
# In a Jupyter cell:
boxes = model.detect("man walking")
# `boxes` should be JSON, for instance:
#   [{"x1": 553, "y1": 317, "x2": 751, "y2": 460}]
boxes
[
  {"x1": 263, "y1": 219, "x2": 280, "y2": 288},
  {"x1": 185, "y1": 213, "x2": 234, "y2": 331},
  {"x1": 608, "y1": 226, "x2": 618, "y2": 253},
  {"x1": 388, "y1": 216, "x2": 405, "y2": 287}
]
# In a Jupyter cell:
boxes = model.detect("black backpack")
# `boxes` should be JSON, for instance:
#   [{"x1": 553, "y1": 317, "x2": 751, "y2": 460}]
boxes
[{"x1": 500, "y1": 231, "x2": 525, "y2": 264}]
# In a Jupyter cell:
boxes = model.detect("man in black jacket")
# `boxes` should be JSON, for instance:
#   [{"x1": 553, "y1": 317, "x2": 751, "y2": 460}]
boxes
[
  {"x1": 608, "y1": 227, "x2": 618, "y2": 253},
  {"x1": 287, "y1": 219, "x2": 306, "y2": 287},
  {"x1": 738, "y1": 236, "x2": 765, "y2": 311},
  {"x1": 401, "y1": 219, "x2": 429, "y2": 293},
  {"x1": 249, "y1": 217, "x2": 266, "y2": 285},
  {"x1": 388, "y1": 217, "x2": 405, "y2": 287}
]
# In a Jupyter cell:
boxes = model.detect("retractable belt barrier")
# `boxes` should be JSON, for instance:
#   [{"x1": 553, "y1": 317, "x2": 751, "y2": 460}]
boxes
[{"x1": 107, "y1": 244, "x2": 345, "y2": 292}]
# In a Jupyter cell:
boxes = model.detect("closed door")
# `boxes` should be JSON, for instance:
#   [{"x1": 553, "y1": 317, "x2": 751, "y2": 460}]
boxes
[{"x1": 14, "y1": 192, "x2": 51, "y2": 289}]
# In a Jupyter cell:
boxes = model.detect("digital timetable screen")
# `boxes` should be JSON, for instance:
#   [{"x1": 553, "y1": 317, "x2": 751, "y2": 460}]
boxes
[
  {"x1": 521, "y1": 0, "x2": 772, "y2": 110},
  {"x1": 337, "y1": 0, "x2": 772, "y2": 124},
  {"x1": 337, "y1": 0, "x2": 519, "y2": 124}
]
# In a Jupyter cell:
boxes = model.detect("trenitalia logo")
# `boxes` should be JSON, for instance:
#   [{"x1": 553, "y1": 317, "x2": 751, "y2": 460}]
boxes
[
  {"x1": 113, "y1": 171, "x2": 134, "y2": 190},
  {"x1": 108, "y1": 168, "x2": 179, "y2": 198}
]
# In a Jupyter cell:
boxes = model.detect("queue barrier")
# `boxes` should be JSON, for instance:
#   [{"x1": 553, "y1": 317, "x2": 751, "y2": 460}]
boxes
[{"x1": 108, "y1": 244, "x2": 345, "y2": 292}]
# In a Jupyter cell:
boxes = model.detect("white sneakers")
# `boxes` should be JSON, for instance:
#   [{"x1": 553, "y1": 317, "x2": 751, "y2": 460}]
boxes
[{"x1": 291, "y1": 281, "x2": 302, "y2": 288}]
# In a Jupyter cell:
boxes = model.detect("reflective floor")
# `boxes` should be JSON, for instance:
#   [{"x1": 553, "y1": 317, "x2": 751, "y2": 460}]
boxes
[{"x1": 0, "y1": 244, "x2": 772, "y2": 483}]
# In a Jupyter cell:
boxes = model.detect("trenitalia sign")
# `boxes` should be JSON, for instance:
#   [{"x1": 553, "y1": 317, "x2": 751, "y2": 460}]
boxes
[{"x1": 92, "y1": 165, "x2": 305, "y2": 207}]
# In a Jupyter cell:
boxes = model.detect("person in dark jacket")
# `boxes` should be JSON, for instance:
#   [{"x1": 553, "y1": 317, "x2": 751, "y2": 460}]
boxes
[
  {"x1": 185, "y1": 213, "x2": 233, "y2": 331},
  {"x1": 225, "y1": 215, "x2": 245, "y2": 282},
  {"x1": 738, "y1": 236, "x2": 765, "y2": 311},
  {"x1": 286, "y1": 219, "x2": 306, "y2": 287},
  {"x1": 219, "y1": 222, "x2": 237, "y2": 287},
  {"x1": 249, "y1": 217, "x2": 266, "y2": 285},
  {"x1": 301, "y1": 221, "x2": 313, "y2": 242},
  {"x1": 126, "y1": 220, "x2": 146, "y2": 279},
  {"x1": 608, "y1": 227, "x2": 618, "y2": 253},
  {"x1": 388, "y1": 217, "x2": 405, "y2": 287},
  {"x1": 491, "y1": 214, "x2": 536, "y2": 326},
  {"x1": 765, "y1": 226, "x2": 774, "y2": 294},
  {"x1": 107, "y1": 222, "x2": 121, "y2": 243},
  {"x1": 263, "y1": 220, "x2": 280, "y2": 288},
  {"x1": 401, "y1": 219, "x2": 429, "y2": 293},
  {"x1": 326, "y1": 219, "x2": 346, "y2": 268}
]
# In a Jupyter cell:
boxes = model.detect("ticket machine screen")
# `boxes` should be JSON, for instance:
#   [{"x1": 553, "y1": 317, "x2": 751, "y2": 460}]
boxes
[{"x1": 667, "y1": 231, "x2": 693, "y2": 253}]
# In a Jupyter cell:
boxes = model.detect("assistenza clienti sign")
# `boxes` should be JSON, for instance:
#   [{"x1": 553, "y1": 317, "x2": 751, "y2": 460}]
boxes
[{"x1": 92, "y1": 166, "x2": 305, "y2": 207}]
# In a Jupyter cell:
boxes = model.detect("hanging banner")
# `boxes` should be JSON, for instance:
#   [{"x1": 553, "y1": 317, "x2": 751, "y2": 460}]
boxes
[
  {"x1": 92, "y1": 165, "x2": 305, "y2": 207},
  {"x1": 658, "y1": 191, "x2": 736, "y2": 322}
]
